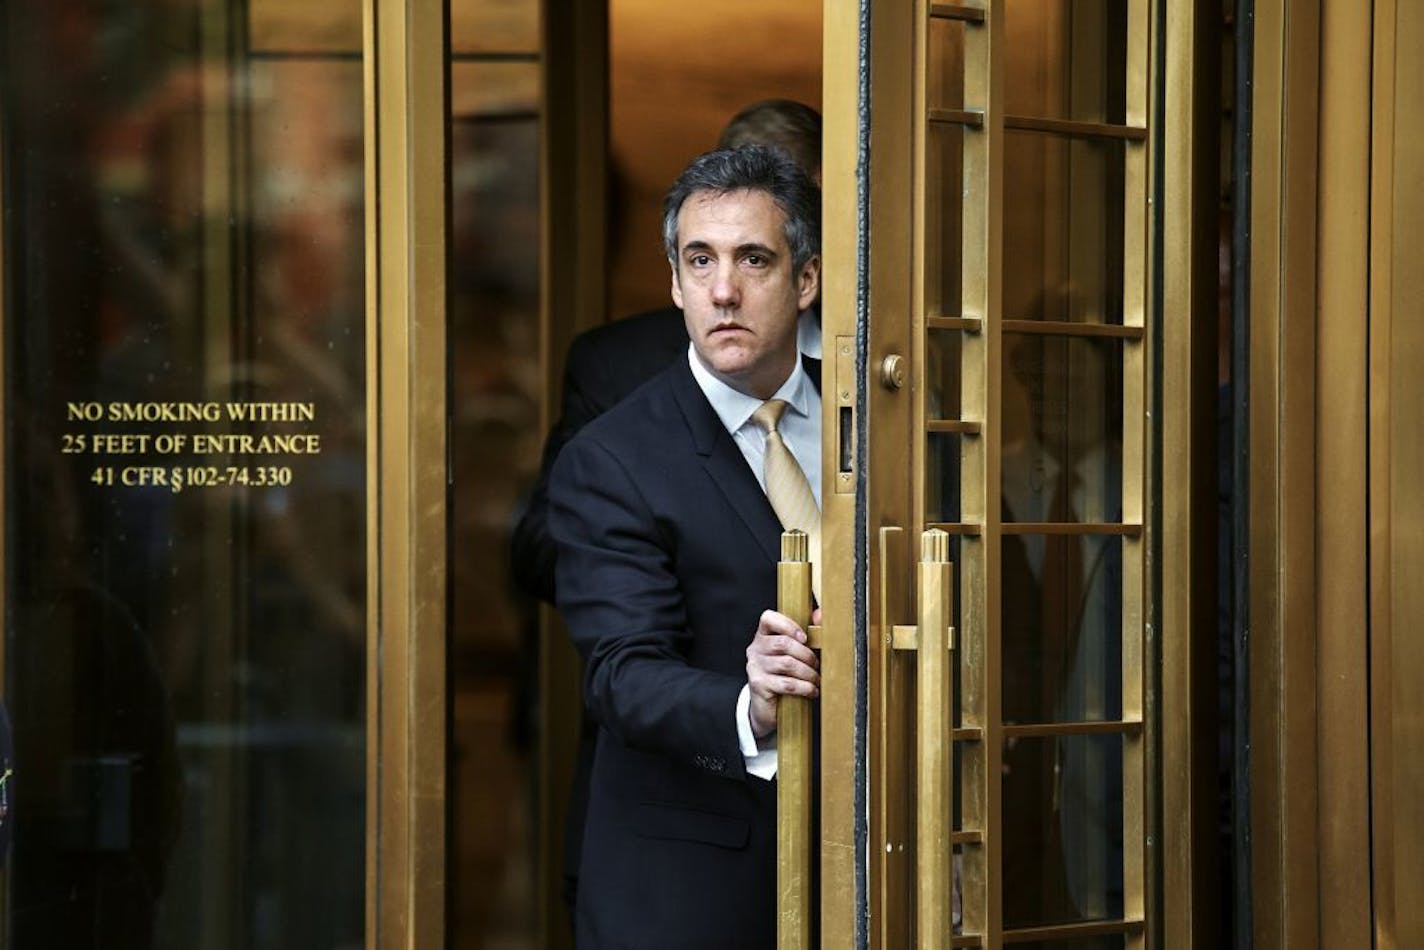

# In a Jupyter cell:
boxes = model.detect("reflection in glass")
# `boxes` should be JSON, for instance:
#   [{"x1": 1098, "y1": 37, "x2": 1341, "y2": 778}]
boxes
[
  {"x1": 1001, "y1": 735, "x2": 1124, "y2": 930},
  {"x1": 250, "y1": 0, "x2": 362, "y2": 54},
  {"x1": 1000, "y1": 332, "x2": 1125, "y2": 726},
  {"x1": 2, "y1": 4, "x2": 367, "y2": 948},
  {"x1": 926, "y1": 329, "x2": 964, "y2": 422},
  {"x1": 925, "y1": 434, "x2": 963, "y2": 526},
  {"x1": 1002, "y1": 334, "x2": 1122, "y2": 525},
  {"x1": 452, "y1": 0, "x2": 540, "y2": 57},
  {"x1": 1003, "y1": 133, "x2": 1125, "y2": 325},
  {"x1": 928, "y1": 123, "x2": 965, "y2": 320},
  {"x1": 1004, "y1": 0, "x2": 1128, "y2": 125},
  {"x1": 928, "y1": 16, "x2": 967, "y2": 114},
  {"x1": 1001, "y1": 535, "x2": 1122, "y2": 725},
  {"x1": 449, "y1": 58, "x2": 543, "y2": 946}
]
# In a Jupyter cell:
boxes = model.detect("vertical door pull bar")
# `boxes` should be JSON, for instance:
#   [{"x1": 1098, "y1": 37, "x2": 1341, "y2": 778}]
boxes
[
  {"x1": 777, "y1": 529, "x2": 815, "y2": 950},
  {"x1": 917, "y1": 528, "x2": 954, "y2": 948}
]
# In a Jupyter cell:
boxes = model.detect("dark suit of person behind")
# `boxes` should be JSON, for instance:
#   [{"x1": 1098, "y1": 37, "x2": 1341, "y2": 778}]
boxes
[
  {"x1": 549, "y1": 146, "x2": 823, "y2": 948},
  {"x1": 511, "y1": 306, "x2": 689, "y2": 604}
]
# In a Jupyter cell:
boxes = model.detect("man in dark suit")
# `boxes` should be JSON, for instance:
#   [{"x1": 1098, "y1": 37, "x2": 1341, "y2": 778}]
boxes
[
  {"x1": 508, "y1": 102, "x2": 822, "y2": 922},
  {"x1": 511, "y1": 99, "x2": 822, "y2": 604},
  {"x1": 548, "y1": 145, "x2": 823, "y2": 947}
]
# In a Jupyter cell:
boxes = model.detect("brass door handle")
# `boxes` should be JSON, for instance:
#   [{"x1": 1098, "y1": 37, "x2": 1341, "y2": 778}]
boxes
[
  {"x1": 776, "y1": 530, "x2": 814, "y2": 950},
  {"x1": 916, "y1": 529, "x2": 954, "y2": 948},
  {"x1": 880, "y1": 528, "x2": 957, "y2": 946}
]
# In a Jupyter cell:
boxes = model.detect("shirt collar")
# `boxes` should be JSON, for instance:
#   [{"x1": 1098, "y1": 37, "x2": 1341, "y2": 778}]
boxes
[{"x1": 687, "y1": 343, "x2": 813, "y2": 436}]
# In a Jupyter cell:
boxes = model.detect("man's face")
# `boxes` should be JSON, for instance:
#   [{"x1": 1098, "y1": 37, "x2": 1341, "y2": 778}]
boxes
[{"x1": 670, "y1": 188, "x2": 820, "y2": 399}]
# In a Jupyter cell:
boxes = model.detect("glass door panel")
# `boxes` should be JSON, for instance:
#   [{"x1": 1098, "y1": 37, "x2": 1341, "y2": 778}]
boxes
[
  {"x1": 1003, "y1": 0, "x2": 1128, "y2": 125},
  {"x1": 447, "y1": 3, "x2": 544, "y2": 941},
  {"x1": 1002, "y1": 133, "x2": 1127, "y2": 326},
  {"x1": 1001, "y1": 733, "x2": 1125, "y2": 928},
  {"x1": 2, "y1": 1, "x2": 367, "y2": 947},
  {"x1": 891, "y1": 0, "x2": 1149, "y2": 945}
]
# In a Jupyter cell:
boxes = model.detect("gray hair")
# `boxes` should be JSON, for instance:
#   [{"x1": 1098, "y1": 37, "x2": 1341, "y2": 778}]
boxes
[{"x1": 661, "y1": 145, "x2": 821, "y2": 275}]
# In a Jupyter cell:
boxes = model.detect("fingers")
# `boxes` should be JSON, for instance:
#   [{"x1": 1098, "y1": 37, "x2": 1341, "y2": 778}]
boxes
[
  {"x1": 746, "y1": 653, "x2": 820, "y2": 695},
  {"x1": 754, "y1": 608, "x2": 809, "y2": 643},
  {"x1": 746, "y1": 609, "x2": 820, "y2": 704},
  {"x1": 747, "y1": 616, "x2": 817, "y2": 672}
]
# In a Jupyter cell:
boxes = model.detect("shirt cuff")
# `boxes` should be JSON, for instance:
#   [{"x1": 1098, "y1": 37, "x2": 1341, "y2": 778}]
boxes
[{"x1": 735, "y1": 684, "x2": 779, "y2": 780}]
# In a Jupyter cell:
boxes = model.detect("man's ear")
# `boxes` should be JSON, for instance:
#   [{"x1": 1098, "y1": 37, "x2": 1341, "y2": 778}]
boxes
[
  {"x1": 797, "y1": 255, "x2": 821, "y2": 310},
  {"x1": 669, "y1": 260, "x2": 685, "y2": 309}
]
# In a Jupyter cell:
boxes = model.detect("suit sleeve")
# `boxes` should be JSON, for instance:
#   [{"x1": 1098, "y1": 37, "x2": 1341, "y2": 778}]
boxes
[
  {"x1": 509, "y1": 334, "x2": 608, "y2": 604},
  {"x1": 549, "y1": 434, "x2": 747, "y2": 780}
]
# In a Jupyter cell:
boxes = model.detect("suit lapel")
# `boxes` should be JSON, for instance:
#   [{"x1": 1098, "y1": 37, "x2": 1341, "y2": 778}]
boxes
[{"x1": 668, "y1": 359, "x2": 785, "y2": 567}]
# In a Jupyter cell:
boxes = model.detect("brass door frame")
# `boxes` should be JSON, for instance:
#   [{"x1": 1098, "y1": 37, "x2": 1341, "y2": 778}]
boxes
[
  {"x1": 819, "y1": 5, "x2": 868, "y2": 949},
  {"x1": 1159, "y1": 0, "x2": 1224, "y2": 944},
  {"x1": 1248, "y1": 0, "x2": 1423, "y2": 946},
  {"x1": 1246, "y1": 0, "x2": 1320, "y2": 942},
  {"x1": 364, "y1": 1, "x2": 449, "y2": 946},
  {"x1": 821, "y1": 0, "x2": 936, "y2": 944},
  {"x1": 1371, "y1": 6, "x2": 1424, "y2": 944}
]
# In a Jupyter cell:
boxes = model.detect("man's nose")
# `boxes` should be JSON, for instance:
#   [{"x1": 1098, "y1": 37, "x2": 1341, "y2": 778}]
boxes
[{"x1": 710, "y1": 265, "x2": 739, "y2": 308}]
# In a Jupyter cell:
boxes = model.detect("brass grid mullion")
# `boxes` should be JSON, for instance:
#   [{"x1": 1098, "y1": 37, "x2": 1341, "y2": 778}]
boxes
[
  {"x1": 1001, "y1": 720, "x2": 1144, "y2": 739},
  {"x1": 930, "y1": 110, "x2": 1148, "y2": 142},
  {"x1": 1005, "y1": 115, "x2": 1147, "y2": 141},
  {"x1": 928, "y1": 315, "x2": 984, "y2": 332},
  {"x1": 927, "y1": 420, "x2": 982, "y2": 435},
  {"x1": 1001, "y1": 319, "x2": 1145, "y2": 340},
  {"x1": 1002, "y1": 919, "x2": 1147, "y2": 944},
  {"x1": 1122, "y1": 0, "x2": 1151, "y2": 942},
  {"x1": 930, "y1": 3, "x2": 985, "y2": 23},
  {"x1": 1001, "y1": 522, "x2": 1142, "y2": 536},
  {"x1": 926, "y1": 522, "x2": 1141, "y2": 536},
  {"x1": 956, "y1": 0, "x2": 1003, "y2": 943},
  {"x1": 931, "y1": 109, "x2": 986, "y2": 128}
]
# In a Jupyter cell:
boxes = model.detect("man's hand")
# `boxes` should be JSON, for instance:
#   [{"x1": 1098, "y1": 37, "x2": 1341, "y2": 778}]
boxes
[{"x1": 745, "y1": 607, "x2": 822, "y2": 738}]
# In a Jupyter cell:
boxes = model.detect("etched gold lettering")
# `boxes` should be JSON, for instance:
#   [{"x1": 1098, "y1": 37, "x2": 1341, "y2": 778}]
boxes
[
  {"x1": 191, "y1": 433, "x2": 321, "y2": 455},
  {"x1": 106, "y1": 402, "x2": 222, "y2": 422},
  {"x1": 91, "y1": 433, "x2": 152, "y2": 454},
  {"x1": 224, "y1": 402, "x2": 317, "y2": 423}
]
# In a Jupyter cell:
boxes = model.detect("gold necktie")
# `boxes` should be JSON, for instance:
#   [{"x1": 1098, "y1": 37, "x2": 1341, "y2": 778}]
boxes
[{"x1": 751, "y1": 399, "x2": 821, "y2": 600}]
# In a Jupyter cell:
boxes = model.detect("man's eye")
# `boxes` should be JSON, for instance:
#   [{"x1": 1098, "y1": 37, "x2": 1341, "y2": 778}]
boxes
[
  {"x1": 690, "y1": 254, "x2": 712, "y2": 267},
  {"x1": 744, "y1": 255, "x2": 765, "y2": 266}
]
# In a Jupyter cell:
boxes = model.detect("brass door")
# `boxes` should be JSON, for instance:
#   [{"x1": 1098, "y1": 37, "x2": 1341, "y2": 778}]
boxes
[{"x1": 818, "y1": 2, "x2": 1157, "y2": 946}]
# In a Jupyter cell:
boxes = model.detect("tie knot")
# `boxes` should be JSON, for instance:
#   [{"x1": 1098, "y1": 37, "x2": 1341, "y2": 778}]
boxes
[{"x1": 751, "y1": 399, "x2": 789, "y2": 435}]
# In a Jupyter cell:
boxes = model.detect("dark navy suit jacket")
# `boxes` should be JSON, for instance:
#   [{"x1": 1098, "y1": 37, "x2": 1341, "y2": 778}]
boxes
[{"x1": 549, "y1": 354, "x2": 815, "y2": 948}]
